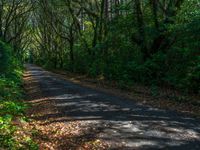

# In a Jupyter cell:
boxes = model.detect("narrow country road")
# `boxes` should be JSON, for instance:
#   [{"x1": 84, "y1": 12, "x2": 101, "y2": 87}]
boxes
[{"x1": 25, "y1": 64, "x2": 200, "y2": 149}]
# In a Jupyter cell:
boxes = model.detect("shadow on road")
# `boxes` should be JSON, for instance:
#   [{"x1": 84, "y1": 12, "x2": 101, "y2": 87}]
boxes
[{"x1": 25, "y1": 65, "x2": 200, "y2": 149}]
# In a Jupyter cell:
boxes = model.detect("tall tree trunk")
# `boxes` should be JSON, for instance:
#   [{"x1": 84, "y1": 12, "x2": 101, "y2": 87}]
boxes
[
  {"x1": 69, "y1": 27, "x2": 74, "y2": 71},
  {"x1": 99, "y1": 0, "x2": 105, "y2": 42},
  {"x1": 152, "y1": 0, "x2": 159, "y2": 30},
  {"x1": 0, "y1": 1, "x2": 3, "y2": 37},
  {"x1": 135, "y1": 0, "x2": 148, "y2": 60}
]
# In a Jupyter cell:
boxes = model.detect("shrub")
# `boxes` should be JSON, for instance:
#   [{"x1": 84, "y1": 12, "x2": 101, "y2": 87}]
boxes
[{"x1": 0, "y1": 40, "x2": 38, "y2": 149}]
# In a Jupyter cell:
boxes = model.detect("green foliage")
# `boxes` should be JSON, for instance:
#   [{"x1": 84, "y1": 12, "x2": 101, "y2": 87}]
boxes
[
  {"x1": 0, "y1": 40, "x2": 12, "y2": 74},
  {"x1": 0, "y1": 77, "x2": 23, "y2": 101},
  {"x1": 0, "y1": 114, "x2": 16, "y2": 148},
  {"x1": 0, "y1": 101, "x2": 26, "y2": 116},
  {"x1": 0, "y1": 40, "x2": 38, "y2": 149},
  {"x1": 31, "y1": 0, "x2": 200, "y2": 95},
  {"x1": 68, "y1": 9, "x2": 200, "y2": 94}
]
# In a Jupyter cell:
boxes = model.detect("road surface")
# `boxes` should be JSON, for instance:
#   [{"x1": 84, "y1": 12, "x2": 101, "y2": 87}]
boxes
[{"x1": 25, "y1": 64, "x2": 200, "y2": 149}]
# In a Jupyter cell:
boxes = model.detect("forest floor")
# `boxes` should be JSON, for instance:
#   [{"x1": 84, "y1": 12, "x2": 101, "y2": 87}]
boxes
[{"x1": 23, "y1": 64, "x2": 200, "y2": 150}]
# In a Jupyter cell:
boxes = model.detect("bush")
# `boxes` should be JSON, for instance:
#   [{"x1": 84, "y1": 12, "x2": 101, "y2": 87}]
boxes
[
  {"x1": 0, "y1": 40, "x2": 38, "y2": 149},
  {"x1": 0, "y1": 41, "x2": 12, "y2": 74}
]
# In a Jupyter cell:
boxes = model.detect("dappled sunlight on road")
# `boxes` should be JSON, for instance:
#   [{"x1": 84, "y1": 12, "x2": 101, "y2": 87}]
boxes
[{"x1": 24, "y1": 64, "x2": 200, "y2": 149}]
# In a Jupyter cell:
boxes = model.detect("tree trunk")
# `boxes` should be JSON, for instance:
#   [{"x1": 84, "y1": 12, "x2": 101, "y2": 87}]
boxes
[{"x1": 135, "y1": 0, "x2": 148, "y2": 60}]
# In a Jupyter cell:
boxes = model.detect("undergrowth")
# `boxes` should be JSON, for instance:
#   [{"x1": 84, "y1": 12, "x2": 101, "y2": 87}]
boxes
[{"x1": 0, "y1": 41, "x2": 38, "y2": 149}]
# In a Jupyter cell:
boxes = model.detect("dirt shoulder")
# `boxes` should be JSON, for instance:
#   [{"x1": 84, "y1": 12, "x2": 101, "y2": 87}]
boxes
[{"x1": 51, "y1": 69, "x2": 200, "y2": 119}]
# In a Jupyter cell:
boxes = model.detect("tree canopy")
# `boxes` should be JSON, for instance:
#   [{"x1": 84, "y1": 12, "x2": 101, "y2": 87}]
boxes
[
  {"x1": 0, "y1": 0, "x2": 200, "y2": 149},
  {"x1": 0, "y1": 0, "x2": 200, "y2": 93}
]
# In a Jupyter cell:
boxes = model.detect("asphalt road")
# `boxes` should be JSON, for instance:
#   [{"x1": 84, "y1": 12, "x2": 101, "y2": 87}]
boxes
[{"x1": 26, "y1": 64, "x2": 200, "y2": 150}]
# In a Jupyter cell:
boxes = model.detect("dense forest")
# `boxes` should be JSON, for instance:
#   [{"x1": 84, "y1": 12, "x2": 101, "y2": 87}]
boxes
[
  {"x1": 0, "y1": 0, "x2": 200, "y2": 149},
  {"x1": 0, "y1": 0, "x2": 200, "y2": 93},
  {"x1": 29, "y1": 0, "x2": 200, "y2": 94}
]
